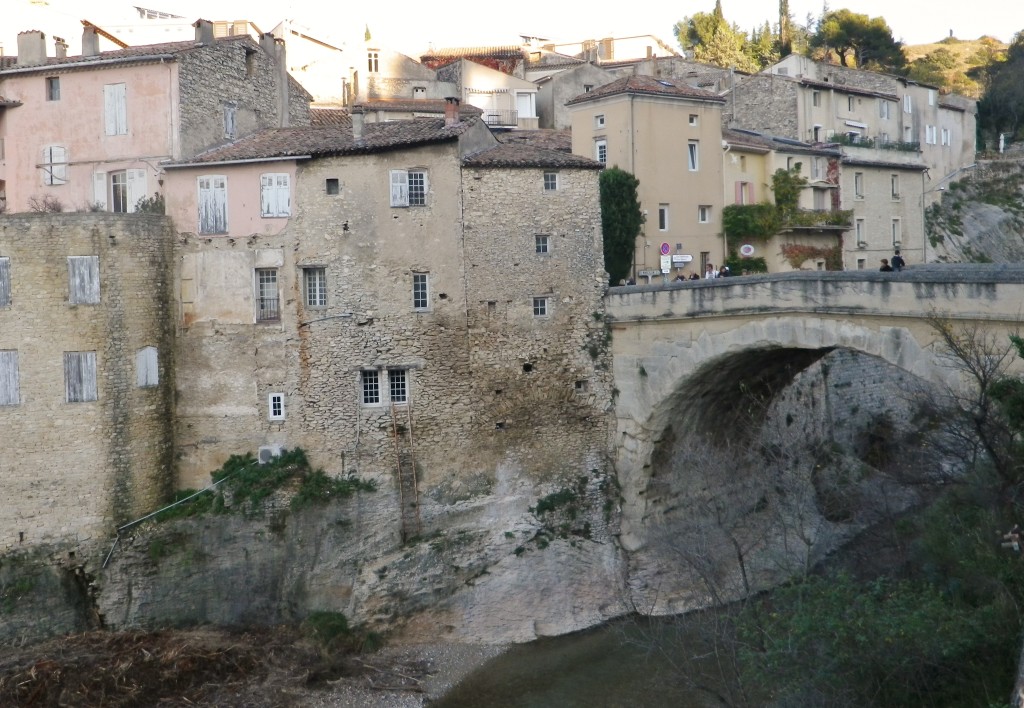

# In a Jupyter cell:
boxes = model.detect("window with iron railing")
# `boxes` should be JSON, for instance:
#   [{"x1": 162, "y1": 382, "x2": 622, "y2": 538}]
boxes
[{"x1": 256, "y1": 268, "x2": 279, "y2": 321}]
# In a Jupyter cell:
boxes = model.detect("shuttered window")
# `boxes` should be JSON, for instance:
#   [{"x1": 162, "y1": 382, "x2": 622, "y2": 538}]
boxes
[
  {"x1": 0, "y1": 258, "x2": 10, "y2": 307},
  {"x1": 136, "y1": 346, "x2": 158, "y2": 387},
  {"x1": 198, "y1": 175, "x2": 228, "y2": 234},
  {"x1": 260, "y1": 173, "x2": 291, "y2": 217},
  {"x1": 41, "y1": 145, "x2": 68, "y2": 185},
  {"x1": 64, "y1": 351, "x2": 98, "y2": 403},
  {"x1": 389, "y1": 169, "x2": 428, "y2": 207},
  {"x1": 104, "y1": 83, "x2": 128, "y2": 135},
  {"x1": 68, "y1": 256, "x2": 100, "y2": 304},
  {"x1": 0, "y1": 351, "x2": 19, "y2": 406}
]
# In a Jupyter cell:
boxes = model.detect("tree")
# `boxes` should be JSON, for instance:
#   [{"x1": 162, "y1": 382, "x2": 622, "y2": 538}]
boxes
[
  {"x1": 599, "y1": 168, "x2": 643, "y2": 284},
  {"x1": 809, "y1": 8, "x2": 906, "y2": 72},
  {"x1": 676, "y1": 0, "x2": 759, "y2": 72},
  {"x1": 748, "y1": 21, "x2": 779, "y2": 69},
  {"x1": 777, "y1": 0, "x2": 793, "y2": 57},
  {"x1": 978, "y1": 32, "x2": 1024, "y2": 142}
]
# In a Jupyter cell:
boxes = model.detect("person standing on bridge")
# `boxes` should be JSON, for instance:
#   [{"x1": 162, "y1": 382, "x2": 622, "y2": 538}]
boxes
[
  {"x1": 704, "y1": 263, "x2": 718, "y2": 279},
  {"x1": 891, "y1": 249, "x2": 905, "y2": 272},
  {"x1": 879, "y1": 258, "x2": 894, "y2": 272}
]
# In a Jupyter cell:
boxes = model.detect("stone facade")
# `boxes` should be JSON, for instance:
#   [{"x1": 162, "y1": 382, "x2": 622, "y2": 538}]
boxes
[
  {"x1": 0, "y1": 213, "x2": 176, "y2": 550},
  {"x1": 535, "y1": 63, "x2": 616, "y2": 130}
]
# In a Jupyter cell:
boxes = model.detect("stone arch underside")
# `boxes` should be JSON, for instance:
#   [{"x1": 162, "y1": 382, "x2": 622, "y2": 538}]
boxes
[{"x1": 613, "y1": 316, "x2": 958, "y2": 613}]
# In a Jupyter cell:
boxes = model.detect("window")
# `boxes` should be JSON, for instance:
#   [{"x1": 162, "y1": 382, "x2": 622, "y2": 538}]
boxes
[
  {"x1": 891, "y1": 174, "x2": 900, "y2": 199},
  {"x1": 389, "y1": 169, "x2": 428, "y2": 207},
  {"x1": 856, "y1": 218, "x2": 866, "y2": 246},
  {"x1": 928, "y1": 89, "x2": 936, "y2": 106},
  {"x1": 595, "y1": 139, "x2": 607, "y2": 164},
  {"x1": 734, "y1": 182, "x2": 752, "y2": 204},
  {"x1": 64, "y1": 352, "x2": 97, "y2": 403},
  {"x1": 811, "y1": 157, "x2": 823, "y2": 180},
  {"x1": 812, "y1": 125, "x2": 822, "y2": 141},
  {"x1": 535, "y1": 234, "x2": 549, "y2": 254},
  {"x1": 367, "y1": 50, "x2": 379, "y2": 73},
  {"x1": 41, "y1": 145, "x2": 68, "y2": 185},
  {"x1": 515, "y1": 91, "x2": 536, "y2": 119},
  {"x1": 543, "y1": 171, "x2": 558, "y2": 191},
  {"x1": 361, "y1": 369, "x2": 380, "y2": 404},
  {"x1": 812, "y1": 90, "x2": 821, "y2": 107},
  {"x1": 413, "y1": 86, "x2": 426, "y2": 98},
  {"x1": 658, "y1": 204, "x2": 669, "y2": 231},
  {"x1": 595, "y1": 114, "x2": 605, "y2": 128},
  {"x1": 224, "y1": 102, "x2": 237, "y2": 139},
  {"x1": 412, "y1": 272, "x2": 429, "y2": 310},
  {"x1": 941, "y1": 128, "x2": 951, "y2": 146},
  {"x1": 879, "y1": 99, "x2": 891, "y2": 119},
  {"x1": 857, "y1": 258, "x2": 865, "y2": 270},
  {"x1": 255, "y1": 268, "x2": 279, "y2": 321},
  {"x1": 0, "y1": 351, "x2": 19, "y2": 406},
  {"x1": 68, "y1": 256, "x2": 100, "y2": 304},
  {"x1": 583, "y1": 84, "x2": 593, "y2": 92},
  {"x1": 739, "y1": 155, "x2": 746, "y2": 172},
  {"x1": 198, "y1": 175, "x2": 228, "y2": 233},
  {"x1": 533, "y1": 296, "x2": 548, "y2": 317},
  {"x1": 325, "y1": 178, "x2": 340, "y2": 195},
  {"x1": 813, "y1": 187, "x2": 827, "y2": 210},
  {"x1": 689, "y1": 114, "x2": 698, "y2": 126},
  {"x1": 925, "y1": 125, "x2": 937, "y2": 145},
  {"x1": 700, "y1": 251, "x2": 710, "y2": 272},
  {"x1": 687, "y1": 140, "x2": 699, "y2": 171},
  {"x1": 136, "y1": 346, "x2": 158, "y2": 387},
  {"x1": 268, "y1": 392, "x2": 285, "y2": 420},
  {"x1": 260, "y1": 173, "x2": 291, "y2": 217},
  {"x1": 891, "y1": 218, "x2": 902, "y2": 246},
  {"x1": 903, "y1": 94, "x2": 912, "y2": 114},
  {"x1": 389, "y1": 369, "x2": 407, "y2": 404},
  {"x1": 303, "y1": 267, "x2": 327, "y2": 308},
  {"x1": 698, "y1": 205, "x2": 711, "y2": 223},
  {"x1": 854, "y1": 172, "x2": 864, "y2": 198},
  {"x1": 104, "y1": 83, "x2": 127, "y2": 136},
  {"x1": 0, "y1": 257, "x2": 9, "y2": 307},
  {"x1": 94, "y1": 168, "x2": 145, "y2": 212},
  {"x1": 46, "y1": 76, "x2": 60, "y2": 101},
  {"x1": 848, "y1": 95, "x2": 855, "y2": 111}
]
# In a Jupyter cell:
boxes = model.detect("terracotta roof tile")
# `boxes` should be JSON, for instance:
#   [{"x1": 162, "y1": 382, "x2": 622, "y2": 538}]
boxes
[
  {"x1": 421, "y1": 46, "x2": 524, "y2": 60},
  {"x1": 353, "y1": 98, "x2": 483, "y2": 116},
  {"x1": 462, "y1": 143, "x2": 603, "y2": 169},
  {"x1": 310, "y1": 108, "x2": 351, "y2": 128},
  {"x1": 566, "y1": 75, "x2": 725, "y2": 106},
  {"x1": 497, "y1": 129, "x2": 573, "y2": 153}
]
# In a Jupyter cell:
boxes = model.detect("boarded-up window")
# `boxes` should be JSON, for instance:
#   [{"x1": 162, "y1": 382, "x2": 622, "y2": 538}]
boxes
[
  {"x1": 0, "y1": 257, "x2": 10, "y2": 307},
  {"x1": 198, "y1": 175, "x2": 228, "y2": 234},
  {"x1": 0, "y1": 350, "x2": 19, "y2": 406},
  {"x1": 104, "y1": 83, "x2": 128, "y2": 135},
  {"x1": 136, "y1": 346, "x2": 158, "y2": 387},
  {"x1": 41, "y1": 145, "x2": 68, "y2": 185},
  {"x1": 68, "y1": 256, "x2": 100, "y2": 304},
  {"x1": 260, "y1": 173, "x2": 291, "y2": 217},
  {"x1": 64, "y1": 351, "x2": 97, "y2": 403}
]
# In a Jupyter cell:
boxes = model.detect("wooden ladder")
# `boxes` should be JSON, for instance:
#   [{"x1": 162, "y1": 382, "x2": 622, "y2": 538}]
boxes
[{"x1": 391, "y1": 402, "x2": 421, "y2": 541}]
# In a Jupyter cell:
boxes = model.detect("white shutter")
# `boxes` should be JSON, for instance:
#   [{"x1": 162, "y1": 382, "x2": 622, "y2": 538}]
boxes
[
  {"x1": 390, "y1": 169, "x2": 409, "y2": 207},
  {"x1": 64, "y1": 352, "x2": 97, "y2": 402},
  {"x1": 0, "y1": 350, "x2": 19, "y2": 406},
  {"x1": 42, "y1": 146, "x2": 68, "y2": 185},
  {"x1": 136, "y1": 346, "x2": 158, "y2": 387},
  {"x1": 0, "y1": 258, "x2": 9, "y2": 307},
  {"x1": 104, "y1": 83, "x2": 127, "y2": 135},
  {"x1": 198, "y1": 176, "x2": 228, "y2": 233},
  {"x1": 68, "y1": 256, "x2": 100, "y2": 304},
  {"x1": 260, "y1": 174, "x2": 274, "y2": 217},
  {"x1": 93, "y1": 172, "x2": 108, "y2": 209},
  {"x1": 276, "y1": 174, "x2": 290, "y2": 216},
  {"x1": 126, "y1": 168, "x2": 146, "y2": 212}
]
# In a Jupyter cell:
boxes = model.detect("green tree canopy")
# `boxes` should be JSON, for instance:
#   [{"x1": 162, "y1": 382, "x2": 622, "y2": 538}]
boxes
[
  {"x1": 978, "y1": 31, "x2": 1024, "y2": 142},
  {"x1": 809, "y1": 8, "x2": 906, "y2": 72},
  {"x1": 599, "y1": 168, "x2": 643, "y2": 285},
  {"x1": 676, "y1": 0, "x2": 760, "y2": 72}
]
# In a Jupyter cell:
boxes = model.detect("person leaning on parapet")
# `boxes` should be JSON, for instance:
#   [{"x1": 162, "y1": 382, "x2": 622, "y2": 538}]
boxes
[
  {"x1": 689, "y1": 272, "x2": 701, "y2": 281},
  {"x1": 891, "y1": 249, "x2": 905, "y2": 272},
  {"x1": 704, "y1": 263, "x2": 718, "y2": 279},
  {"x1": 879, "y1": 258, "x2": 894, "y2": 272}
]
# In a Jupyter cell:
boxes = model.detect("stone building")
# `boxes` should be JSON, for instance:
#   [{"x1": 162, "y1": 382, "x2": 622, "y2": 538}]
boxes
[
  {"x1": 0, "y1": 20, "x2": 310, "y2": 214},
  {"x1": 0, "y1": 213, "x2": 176, "y2": 549}
]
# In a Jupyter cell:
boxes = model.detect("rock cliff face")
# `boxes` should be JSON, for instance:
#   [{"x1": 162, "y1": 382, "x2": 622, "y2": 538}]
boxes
[{"x1": 927, "y1": 158, "x2": 1024, "y2": 263}]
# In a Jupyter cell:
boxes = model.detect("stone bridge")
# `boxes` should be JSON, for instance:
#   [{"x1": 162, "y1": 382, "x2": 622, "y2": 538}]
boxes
[{"x1": 605, "y1": 264, "x2": 1024, "y2": 564}]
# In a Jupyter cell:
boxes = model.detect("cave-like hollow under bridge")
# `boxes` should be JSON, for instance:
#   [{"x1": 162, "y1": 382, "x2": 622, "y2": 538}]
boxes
[{"x1": 605, "y1": 264, "x2": 1024, "y2": 560}]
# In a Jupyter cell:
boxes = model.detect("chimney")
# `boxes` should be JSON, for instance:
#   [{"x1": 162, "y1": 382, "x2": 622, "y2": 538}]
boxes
[
  {"x1": 54, "y1": 36, "x2": 68, "y2": 59},
  {"x1": 16, "y1": 31, "x2": 47, "y2": 67},
  {"x1": 444, "y1": 96, "x2": 460, "y2": 127},
  {"x1": 351, "y1": 107, "x2": 365, "y2": 139},
  {"x1": 259, "y1": 33, "x2": 290, "y2": 128},
  {"x1": 194, "y1": 19, "x2": 215, "y2": 45},
  {"x1": 82, "y1": 26, "x2": 100, "y2": 56},
  {"x1": 259, "y1": 31, "x2": 277, "y2": 57}
]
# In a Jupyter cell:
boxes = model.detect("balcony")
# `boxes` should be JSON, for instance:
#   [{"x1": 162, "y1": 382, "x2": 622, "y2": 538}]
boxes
[
  {"x1": 783, "y1": 208, "x2": 853, "y2": 231},
  {"x1": 482, "y1": 109, "x2": 519, "y2": 128},
  {"x1": 830, "y1": 133, "x2": 921, "y2": 153}
]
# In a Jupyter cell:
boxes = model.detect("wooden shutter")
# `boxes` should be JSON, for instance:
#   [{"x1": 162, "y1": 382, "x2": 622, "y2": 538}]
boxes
[
  {"x1": 42, "y1": 145, "x2": 68, "y2": 185},
  {"x1": 104, "y1": 83, "x2": 127, "y2": 135},
  {"x1": 68, "y1": 256, "x2": 100, "y2": 304},
  {"x1": 136, "y1": 346, "x2": 158, "y2": 387},
  {"x1": 126, "y1": 168, "x2": 146, "y2": 212},
  {"x1": 0, "y1": 258, "x2": 10, "y2": 307},
  {"x1": 93, "y1": 172, "x2": 108, "y2": 209},
  {"x1": 0, "y1": 350, "x2": 19, "y2": 406},
  {"x1": 198, "y1": 176, "x2": 227, "y2": 233},
  {"x1": 390, "y1": 170, "x2": 409, "y2": 207},
  {"x1": 734, "y1": 182, "x2": 742, "y2": 205},
  {"x1": 64, "y1": 352, "x2": 98, "y2": 402},
  {"x1": 260, "y1": 174, "x2": 274, "y2": 216}
]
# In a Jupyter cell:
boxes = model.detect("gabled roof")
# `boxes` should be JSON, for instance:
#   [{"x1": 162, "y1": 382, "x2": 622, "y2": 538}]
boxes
[
  {"x1": 497, "y1": 129, "x2": 573, "y2": 153},
  {"x1": 566, "y1": 74, "x2": 725, "y2": 106},
  {"x1": 725, "y1": 128, "x2": 841, "y2": 157},
  {"x1": 799, "y1": 77, "x2": 898, "y2": 102},
  {"x1": 421, "y1": 45, "x2": 524, "y2": 61},
  {"x1": 165, "y1": 118, "x2": 483, "y2": 166},
  {"x1": 463, "y1": 143, "x2": 603, "y2": 169},
  {"x1": 353, "y1": 98, "x2": 483, "y2": 116},
  {"x1": 310, "y1": 108, "x2": 352, "y2": 128}
]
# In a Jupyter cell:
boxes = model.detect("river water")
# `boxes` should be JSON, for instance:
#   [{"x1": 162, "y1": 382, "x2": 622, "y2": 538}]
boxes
[{"x1": 434, "y1": 615, "x2": 732, "y2": 708}]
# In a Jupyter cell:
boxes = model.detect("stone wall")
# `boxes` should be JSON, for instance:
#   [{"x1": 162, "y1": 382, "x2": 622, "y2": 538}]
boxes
[
  {"x1": 0, "y1": 214, "x2": 176, "y2": 550},
  {"x1": 725, "y1": 74, "x2": 799, "y2": 136}
]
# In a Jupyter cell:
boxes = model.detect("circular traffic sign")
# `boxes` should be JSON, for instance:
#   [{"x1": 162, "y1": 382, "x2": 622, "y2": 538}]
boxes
[
  {"x1": 739, "y1": 244, "x2": 755, "y2": 257},
  {"x1": 660, "y1": 242, "x2": 671, "y2": 256}
]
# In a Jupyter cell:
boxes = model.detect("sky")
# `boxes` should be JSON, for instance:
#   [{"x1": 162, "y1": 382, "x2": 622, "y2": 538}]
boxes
[{"x1": 4, "y1": 0, "x2": 1023, "y2": 59}]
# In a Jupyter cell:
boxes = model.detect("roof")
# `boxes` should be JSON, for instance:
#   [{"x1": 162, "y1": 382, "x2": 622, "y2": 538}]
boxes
[
  {"x1": 0, "y1": 34, "x2": 252, "y2": 74},
  {"x1": 799, "y1": 77, "x2": 898, "y2": 102},
  {"x1": 165, "y1": 117, "x2": 481, "y2": 166},
  {"x1": 462, "y1": 143, "x2": 603, "y2": 169},
  {"x1": 353, "y1": 98, "x2": 483, "y2": 116},
  {"x1": 839, "y1": 156, "x2": 928, "y2": 171},
  {"x1": 497, "y1": 129, "x2": 572, "y2": 153},
  {"x1": 566, "y1": 74, "x2": 725, "y2": 106},
  {"x1": 310, "y1": 108, "x2": 351, "y2": 128},
  {"x1": 725, "y1": 128, "x2": 842, "y2": 157},
  {"x1": 421, "y1": 45, "x2": 524, "y2": 60}
]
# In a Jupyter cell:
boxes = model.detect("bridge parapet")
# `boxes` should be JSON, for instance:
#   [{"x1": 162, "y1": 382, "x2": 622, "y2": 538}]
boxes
[{"x1": 606, "y1": 264, "x2": 1024, "y2": 325}]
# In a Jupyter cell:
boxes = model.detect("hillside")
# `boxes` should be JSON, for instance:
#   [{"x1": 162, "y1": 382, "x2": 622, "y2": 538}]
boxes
[{"x1": 903, "y1": 35, "x2": 1007, "y2": 98}]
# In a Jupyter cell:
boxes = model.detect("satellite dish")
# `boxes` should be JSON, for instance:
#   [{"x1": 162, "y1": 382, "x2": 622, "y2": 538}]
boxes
[{"x1": 740, "y1": 244, "x2": 755, "y2": 257}]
